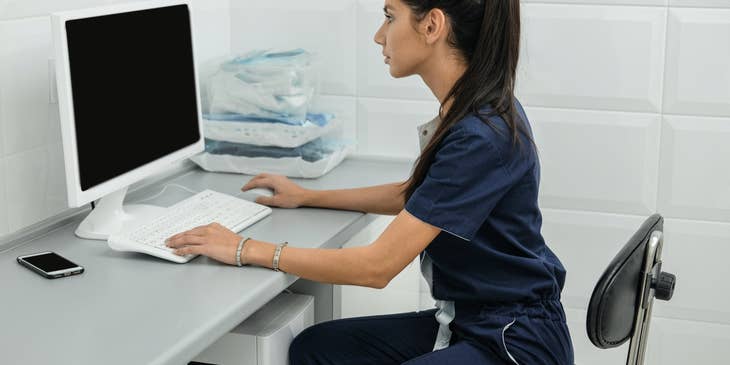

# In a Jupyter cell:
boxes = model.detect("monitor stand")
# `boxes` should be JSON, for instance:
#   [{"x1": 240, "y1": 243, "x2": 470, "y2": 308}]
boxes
[{"x1": 75, "y1": 187, "x2": 165, "y2": 240}]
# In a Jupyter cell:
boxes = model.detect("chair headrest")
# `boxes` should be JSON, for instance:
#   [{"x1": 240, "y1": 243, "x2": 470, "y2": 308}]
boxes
[{"x1": 586, "y1": 214, "x2": 663, "y2": 349}]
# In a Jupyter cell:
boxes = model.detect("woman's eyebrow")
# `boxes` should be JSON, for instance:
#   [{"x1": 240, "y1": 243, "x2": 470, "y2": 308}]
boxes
[{"x1": 383, "y1": 5, "x2": 393, "y2": 13}]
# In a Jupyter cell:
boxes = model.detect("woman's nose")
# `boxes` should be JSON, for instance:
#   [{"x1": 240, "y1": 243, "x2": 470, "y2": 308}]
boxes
[{"x1": 374, "y1": 22, "x2": 385, "y2": 46}]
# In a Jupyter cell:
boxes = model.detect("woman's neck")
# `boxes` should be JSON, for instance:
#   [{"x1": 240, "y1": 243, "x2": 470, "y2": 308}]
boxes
[{"x1": 419, "y1": 53, "x2": 468, "y2": 117}]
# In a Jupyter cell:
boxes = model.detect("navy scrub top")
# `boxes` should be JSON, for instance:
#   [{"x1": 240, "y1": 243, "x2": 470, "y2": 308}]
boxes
[{"x1": 405, "y1": 102, "x2": 566, "y2": 307}]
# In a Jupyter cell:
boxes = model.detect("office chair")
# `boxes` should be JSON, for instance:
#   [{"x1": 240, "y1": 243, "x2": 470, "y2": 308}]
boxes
[{"x1": 586, "y1": 213, "x2": 676, "y2": 365}]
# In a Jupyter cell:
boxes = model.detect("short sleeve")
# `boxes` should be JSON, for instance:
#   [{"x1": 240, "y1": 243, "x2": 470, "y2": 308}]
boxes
[{"x1": 405, "y1": 127, "x2": 517, "y2": 241}]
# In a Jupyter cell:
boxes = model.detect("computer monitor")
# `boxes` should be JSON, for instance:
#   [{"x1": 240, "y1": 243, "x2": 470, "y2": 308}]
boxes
[{"x1": 51, "y1": 0, "x2": 204, "y2": 240}]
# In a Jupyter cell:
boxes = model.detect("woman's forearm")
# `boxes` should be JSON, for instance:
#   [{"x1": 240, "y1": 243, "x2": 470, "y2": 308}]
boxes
[
  {"x1": 241, "y1": 210, "x2": 440, "y2": 289},
  {"x1": 301, "y1": 182, "x2": 406, "y2": 215},
  {"x1": 244, "y1": 240, "x2": 386, "y2": 288}
]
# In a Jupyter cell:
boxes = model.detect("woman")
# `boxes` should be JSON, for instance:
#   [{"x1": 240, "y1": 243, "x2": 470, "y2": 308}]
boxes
[{"x1": 166, "y1": 0, "x2": 574, "y2": 363}]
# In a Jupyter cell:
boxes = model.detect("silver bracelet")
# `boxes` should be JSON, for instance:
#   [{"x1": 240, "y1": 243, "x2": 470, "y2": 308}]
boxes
[
  {"x1": 272, "y1": 242, "x2": 288, "y2": 272},
  {"x1": 236, "y1": 237, "x2": 250, "y2": 267}
]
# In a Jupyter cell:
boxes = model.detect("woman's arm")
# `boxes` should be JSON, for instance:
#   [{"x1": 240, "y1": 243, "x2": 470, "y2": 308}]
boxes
[
  {"x1": 301, "y1": 183, "x2": 406, "y2": 215},
  {"x1": 241, "y1": 174, "x2": 406, "y2": 215},
  {"x1": 165, "y1": 210, "x2": 440, "y2": 288}
]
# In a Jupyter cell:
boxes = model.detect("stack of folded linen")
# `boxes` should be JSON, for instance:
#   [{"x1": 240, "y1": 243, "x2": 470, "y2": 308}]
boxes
[{"x1": 191, "y1": 49, "x2": 352, "y2": 178}]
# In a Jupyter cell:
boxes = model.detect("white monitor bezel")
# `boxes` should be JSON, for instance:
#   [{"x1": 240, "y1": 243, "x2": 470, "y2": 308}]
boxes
[{"x1": 51, "y1": 0, "x2": 204, "y2": 208}]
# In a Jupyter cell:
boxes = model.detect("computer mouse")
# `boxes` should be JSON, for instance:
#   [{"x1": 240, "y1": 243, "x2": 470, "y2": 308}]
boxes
[{"x1": 245, "y1": 188, "x2": 274, "y2": 198}]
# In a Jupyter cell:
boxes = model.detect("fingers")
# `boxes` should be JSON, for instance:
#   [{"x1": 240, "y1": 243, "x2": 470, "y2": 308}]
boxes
[
  {"x1": 166, "y1": 223, "x2": 222, "y2": 244},
  {"x1": 241, "y1": 178, "x2": 271, "y2": 192},
  {"x1": 241, "y1": 173, "x2": 279, "y2": 191},
  {"x1": 173, "y1": 245, "x2": 205, "y2": 257},
  {"x1": 166, "y1": 234, "x2": 208, "y2": 248},
  {"x1": 255, "y1": 196, "x2": 275, "y2": 206},
  {"x1": 240, "y1": 180, "x2": 258, "y2": 192},
  {"x1": 165, "y1": 222, "x2": 226, "y2": 247}
]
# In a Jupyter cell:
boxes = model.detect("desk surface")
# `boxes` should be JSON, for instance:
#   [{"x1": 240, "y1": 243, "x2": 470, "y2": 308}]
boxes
[{"x1": 0, "y1": 157, "x2": 410, "y2": 365}]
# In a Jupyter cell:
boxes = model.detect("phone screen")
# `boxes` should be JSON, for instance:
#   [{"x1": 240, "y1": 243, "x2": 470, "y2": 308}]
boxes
[{"x1": 23, "y1": 252, "x2": 79, "y2": 272}]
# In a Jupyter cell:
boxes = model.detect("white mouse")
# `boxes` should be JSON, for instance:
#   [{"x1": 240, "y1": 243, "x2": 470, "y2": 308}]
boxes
[{"x1": 245, "y1": 188, "x2": 274, "y2": 198}]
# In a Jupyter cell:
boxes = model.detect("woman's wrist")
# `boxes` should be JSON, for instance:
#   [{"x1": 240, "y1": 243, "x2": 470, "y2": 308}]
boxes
[
  {"x1": 241, "y1": 239, "x2": 277, "y2": 268},
  {"x1": 300, "y1": 188, "x2": 318, "y2": 207}
]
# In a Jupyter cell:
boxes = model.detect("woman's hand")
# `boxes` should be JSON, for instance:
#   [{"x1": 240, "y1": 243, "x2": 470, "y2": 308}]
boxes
[
  {"x1": 165, "y1": 223, "x2": 244, "y2": 265},
  {"x1": 241, "y1": 173, "x2": 310, "y2": 208}
]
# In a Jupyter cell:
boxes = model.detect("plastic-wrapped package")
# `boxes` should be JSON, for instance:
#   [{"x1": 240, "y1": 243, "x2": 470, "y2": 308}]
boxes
[
  {"x1": 194, "y1": 48, "x2": 351, "y2": 178},
  {"x1": 190, "y1": 138, "x2": 353, "y2": 178},
  {"x1": 202, "y1": 113, "x2": 339, "y2": 148},
  {"x1": 201, "y1": 49, "x2": 317, "y2": 124}
]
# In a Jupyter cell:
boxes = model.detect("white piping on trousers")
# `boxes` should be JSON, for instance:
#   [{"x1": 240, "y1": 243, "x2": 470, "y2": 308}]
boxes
[{"x1": 501, "y1": 317, "x2": 520, "y2": 365}]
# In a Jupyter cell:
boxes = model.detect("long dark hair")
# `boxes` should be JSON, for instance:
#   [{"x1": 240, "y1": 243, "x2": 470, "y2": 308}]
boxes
[{"x1": 401, "y1": 0, "x2": 531, "y2": 201}]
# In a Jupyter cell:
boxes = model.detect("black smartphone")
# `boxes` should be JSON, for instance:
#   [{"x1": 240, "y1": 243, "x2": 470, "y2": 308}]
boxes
[{"x1": 17, "y1": 251, "x2": 84, "y2": 279}]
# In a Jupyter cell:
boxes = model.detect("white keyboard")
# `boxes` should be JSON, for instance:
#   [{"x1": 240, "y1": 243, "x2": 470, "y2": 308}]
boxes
[{"x1": 108, "y1": 189, "x2": 272, "y2": 263}]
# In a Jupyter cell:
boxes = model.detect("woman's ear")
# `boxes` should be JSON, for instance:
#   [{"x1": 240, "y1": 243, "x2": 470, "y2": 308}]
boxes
[{"x1": 421, "y1": 8, "x2": 447, "y2": 45}]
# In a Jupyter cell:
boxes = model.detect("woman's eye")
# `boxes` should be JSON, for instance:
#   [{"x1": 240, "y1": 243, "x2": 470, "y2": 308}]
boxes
[{"x1": 384, "y1": 14, "x2": 393, "y2": 23}]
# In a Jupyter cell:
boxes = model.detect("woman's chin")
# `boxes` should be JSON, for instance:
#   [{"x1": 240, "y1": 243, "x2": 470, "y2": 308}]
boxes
[{"x1": 388, "y1": 66, "x2": 408, "y2": 79}]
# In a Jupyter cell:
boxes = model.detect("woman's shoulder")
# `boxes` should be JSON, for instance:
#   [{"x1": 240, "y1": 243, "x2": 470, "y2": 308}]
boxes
[
  {"x1": 443, "y1": 101, "x2": 536, "y2": 172},
  {"x1": 451, "y1": 100, "x2": 530, "y2": 141}
]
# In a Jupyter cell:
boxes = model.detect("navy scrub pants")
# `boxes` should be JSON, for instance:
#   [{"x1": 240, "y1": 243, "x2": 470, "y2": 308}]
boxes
[{"x1": 288, "y1": 300, "x2": 574, "y2": 365}]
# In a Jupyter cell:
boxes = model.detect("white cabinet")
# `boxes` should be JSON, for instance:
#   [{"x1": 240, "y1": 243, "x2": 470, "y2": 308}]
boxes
[{"x1": 193, "y1": 293, "x2": 314, "y2": 365}]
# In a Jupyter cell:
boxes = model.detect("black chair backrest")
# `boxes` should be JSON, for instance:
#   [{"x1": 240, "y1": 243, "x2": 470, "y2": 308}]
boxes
[{"x1": 586, "y1": 214, "x2": 663, "y2": 349}]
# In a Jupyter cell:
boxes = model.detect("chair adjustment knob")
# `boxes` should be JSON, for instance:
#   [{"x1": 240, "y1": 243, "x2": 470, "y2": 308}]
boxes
[{"x1": 653, "y1": 272, "x2": 676, "y2": 301}]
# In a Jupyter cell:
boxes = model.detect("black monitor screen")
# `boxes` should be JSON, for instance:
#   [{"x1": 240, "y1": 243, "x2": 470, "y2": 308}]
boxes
[{"x1": 65, "y1": 4, "x2": 200, "y2": 191}]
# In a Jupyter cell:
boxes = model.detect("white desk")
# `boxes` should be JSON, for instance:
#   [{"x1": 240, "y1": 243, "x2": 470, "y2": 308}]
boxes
[{"x1": 0, "y1": 157, "x2": 410, "y2": 365}]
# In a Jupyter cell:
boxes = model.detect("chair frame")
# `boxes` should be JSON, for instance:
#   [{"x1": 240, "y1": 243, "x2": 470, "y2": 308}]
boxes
[{"x1": 625, "y1": 230, "x2": 664, "y2": 365}]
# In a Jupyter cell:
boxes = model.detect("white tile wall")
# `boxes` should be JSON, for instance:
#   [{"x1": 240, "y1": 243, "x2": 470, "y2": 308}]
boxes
[
  {"x1": 663, "y1": 8, "x2": 730, "y2": 117},
  {"x1": 0, "y1": 0, "x2": 104, "y2": 21},
  {"x1": 0, "y1": 17, "x2": 54, "y2": 156},
  {"x1": 645, "y1": 316, "x2": 730, "y2": 365},
  {"x1": 0, "y1": 158, "x2": 8, "y2": 237},
  {"x1": 188, "y1": 0, "x2": 231, "y2": 64},
  {"x1": 669, "y1": 0, "x2": 730, "y2": 8},
  {"x1": 656, "y1": 218, "x2": 730, "y2": 324},
  {"x1": 517, "y1": 4, "x2": 666, "y2": 113},
  {"x1": 527, "y1": 107, "x2": 661, "y2": 215},
  {"x1": 47, "y1": 99, "x2": 63, "y2": 156},
  {"x1": 524, "y1": 0, "x2": 667, "y2": 5},
  {"x1": 658, "y1": 115, "x2": 730, "y2": 222},
  {"x1": 568, "y1": 307, "x2": 730, "y2": 365},
  {"x1": 229, "y1": 0, "x2": 357, "y2": 96},
  {"x1": 5, "y1": 147, "x2": 56, "y2": 231},
  {"x1": 357, "y1": 98, "x2": 439, "y2": 158},
  {"x1": 45, "y1": 142, "x2": 67, "y2": 215},
  {"x1": 0, "y1": 83, "x2": 4, "y2": 158},
  {"x1": 541, "y1": 209, "x2": 649, "y2": 309}
]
